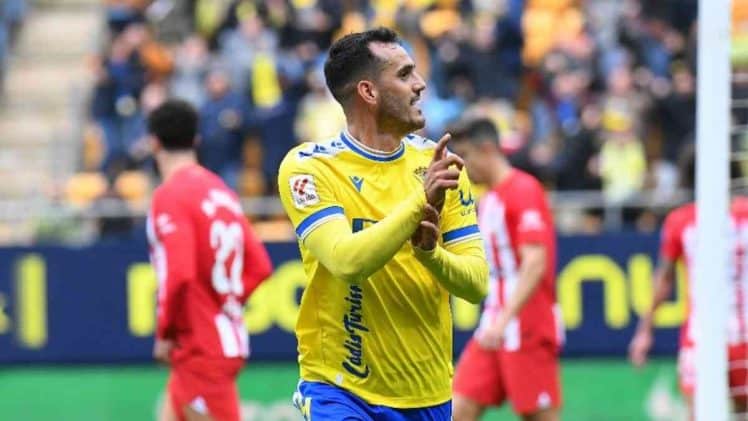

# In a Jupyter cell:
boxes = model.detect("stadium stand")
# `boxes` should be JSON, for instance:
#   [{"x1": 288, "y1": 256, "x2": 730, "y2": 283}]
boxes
[
  {"x1": 0, "y1": 0, "x2": 738, "y2": 244},
  {"x1": 0, "y1": 0, "x2": 98, "y2": 243}
]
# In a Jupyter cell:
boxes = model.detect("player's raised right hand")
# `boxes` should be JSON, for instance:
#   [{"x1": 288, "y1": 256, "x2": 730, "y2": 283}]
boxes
[{"x1": 424, "y1": 134, "x2": 464, "y2": 210}]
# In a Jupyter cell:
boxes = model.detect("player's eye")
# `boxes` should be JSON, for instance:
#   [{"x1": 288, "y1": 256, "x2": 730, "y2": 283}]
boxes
[{"x1": 398, "y1": 66, "x2": 413, "y2": 80}]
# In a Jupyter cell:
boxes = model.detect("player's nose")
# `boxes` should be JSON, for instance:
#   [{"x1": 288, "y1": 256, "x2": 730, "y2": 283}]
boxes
[{"x1": 412, "y1": 72, "x2": 426, "y2": 94}]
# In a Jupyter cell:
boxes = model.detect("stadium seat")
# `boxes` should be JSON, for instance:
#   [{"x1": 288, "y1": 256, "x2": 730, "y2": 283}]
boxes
[
  {"x1": 64, "y1": 172, "x2": 108, "y2": 208},
  {"x1": 238, "y1": 168, "x2": 266, "y2": 198},
  {"x1": 113, "y1": 170, "x2": 151, "y2": 210}
]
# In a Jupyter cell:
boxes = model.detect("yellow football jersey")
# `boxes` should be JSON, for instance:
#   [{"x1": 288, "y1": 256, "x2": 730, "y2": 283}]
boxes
[{"x1": 278, "y1": 130, "x2": 483, "y2": 408}]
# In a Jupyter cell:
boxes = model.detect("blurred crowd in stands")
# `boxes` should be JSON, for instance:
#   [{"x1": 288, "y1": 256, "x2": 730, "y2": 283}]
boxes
[
  {"x1": 0, "y1": 0, "x2": 27, "y2": 94},
  {"x1": 69, "y1": 0, "x2": 748, "y2": 238}
]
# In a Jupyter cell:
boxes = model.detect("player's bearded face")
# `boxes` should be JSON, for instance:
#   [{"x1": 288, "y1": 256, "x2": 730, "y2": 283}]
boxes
[
  {"x1": 378, "y1": 86, "x2": 425, "y2": 133},
  {"x1": 371, "y1": 44, "x2": 426, "y2": 133}
]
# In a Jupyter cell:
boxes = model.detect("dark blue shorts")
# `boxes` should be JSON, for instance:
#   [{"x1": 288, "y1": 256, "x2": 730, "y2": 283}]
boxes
[{"x1": 292, "y1": 381, "x2": 452, "y2": 421}]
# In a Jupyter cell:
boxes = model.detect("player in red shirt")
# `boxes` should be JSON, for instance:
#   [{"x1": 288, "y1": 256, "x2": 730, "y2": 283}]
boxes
[
  {"x1": 629, "y1": 156, "x2": 748, "y2": 416},
  {"x1": 450, "y1": 118, "x2": 563, "y2": 421},
  {"x1": 146, "y1": 100, "x2": 273, "y2": 421}
]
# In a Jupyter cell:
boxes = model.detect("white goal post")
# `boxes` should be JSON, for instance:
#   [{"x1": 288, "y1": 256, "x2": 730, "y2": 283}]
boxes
[{"x1": 695, "y1": 0, "x2": 731, "y2": 419}]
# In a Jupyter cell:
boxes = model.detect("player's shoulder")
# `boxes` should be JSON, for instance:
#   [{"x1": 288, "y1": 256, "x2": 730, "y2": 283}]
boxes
[
  {"x1": 403, "y1": 133, "x2": 437, "y2": 151},
  {"x1": 732, "y1": 196, "x2": 748, "y2": 216},
  {"x1": 154, "y1": 165, "x2": 230, "y2": 207},
  {"x1": 665, "y1": 202, "x2": 695, "y2": 227},
  {"x1": 280, "y1": 136, "x2": 349, "y2": 173},
  {"x1": 512, "y1": 168, "x2": 542, "y2": 186},
  {"x1": 505, "y1": 169, "x2": 545, "y2": 198},
  {"x1": 403, "y1": 133, "x2": 461, "y2": 169}
]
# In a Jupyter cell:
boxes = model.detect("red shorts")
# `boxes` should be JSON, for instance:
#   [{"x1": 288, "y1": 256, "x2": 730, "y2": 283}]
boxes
[
  {"x1": 678, "y1": 341, "x2": 748, "y2": 405},
  {"x1": 453, "y1": 338, "x2": 561, "y2": 415},
  {"x1": 167, "y1": 360, "x2": 242, "y2": 421}
]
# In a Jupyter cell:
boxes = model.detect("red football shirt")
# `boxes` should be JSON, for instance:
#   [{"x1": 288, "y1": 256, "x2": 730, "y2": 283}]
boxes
[
  {"x1": 476, "y1": 169, "x2": 562, "y2": 351},
  {"x1": 147, "y1": 164, "x2": 272, "y2": 368},
  {"x1": 660, "y1": 197, "x2": 748, "y2": 346}
]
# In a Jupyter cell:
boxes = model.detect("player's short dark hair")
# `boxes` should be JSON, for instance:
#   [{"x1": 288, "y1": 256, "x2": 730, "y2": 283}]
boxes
[
  {"x1": 147, "y1": 99, "x2": 198, "y2": 151},
  {"x1": 450, "y1": 118, "x2": 501, "y2": 146},
  {"x1": 324, "y1": 27, "x2": 400, "y2": 104}
]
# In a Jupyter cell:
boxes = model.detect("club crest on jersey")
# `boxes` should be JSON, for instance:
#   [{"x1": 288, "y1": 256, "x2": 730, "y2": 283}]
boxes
[
  {"x1": 413, "y1": 166, "x2": 428, "y2": 183},
  {"x1": 290, "y1": 175, "x2": 319, "y2": 209}
]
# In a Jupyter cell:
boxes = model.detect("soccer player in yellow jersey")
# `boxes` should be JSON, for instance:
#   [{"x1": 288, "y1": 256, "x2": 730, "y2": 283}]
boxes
[{"x1": 279, "y1": 28, "x2": 489, "y2": 420}]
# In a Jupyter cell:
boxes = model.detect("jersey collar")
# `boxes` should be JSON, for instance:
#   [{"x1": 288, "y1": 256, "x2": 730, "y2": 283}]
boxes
[{"x1": 340, "y1": 130, "x2": 405, "y2": 162}]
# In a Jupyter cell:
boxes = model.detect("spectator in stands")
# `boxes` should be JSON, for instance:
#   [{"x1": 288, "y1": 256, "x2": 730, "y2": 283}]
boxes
[
  {"x1": 3, "y1": 0, "x2": 27, "y2": 46},
  {"x1": 464, "y1": 10, "x2": 523, "y2": 101},
  {"x1": 128, "y1": 82, "x2": 168, "y2": 169},
  {"x1": 0, "y1": 0, "x2": 27, "y2": 95},
  {"x1": 170, "y1": 35, "x2": 209, "y2": 107},
  {"x1": 650, "y1": 63, "x2": 695, "y2": 196},
  {"x1": 550, "y1": 104, "x2": 603, "y2": 191},
  {"x1": 74, "y1": 0, "x2": 713, "y2": 238},
  {"x1": 105, "y1": 0, "x2": 147, "y2": 34},
  {"x1": 218, "y1": 12, "x2": 277, "y2": 95},
  {"x1": 90, "y1": 29, "x2": 147, "y2": 178},
  {"x1": 598, "y1": 108, "x2": 647, "y2": 203},
  {"x1": 293, "y1": 65, "x2": 344, "y2": 143},
  {"x1": 126, "y1": 22, "x2": 173, "y2": 83},
  {"x1": 197, "y1": 67, "x2": 251, "y2": 189}
]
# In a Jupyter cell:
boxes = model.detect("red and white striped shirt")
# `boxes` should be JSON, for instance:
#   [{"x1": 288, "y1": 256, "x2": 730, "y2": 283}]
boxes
[
  {"x1": 476, "y1": 169, "x2": 562, "y2": 351},
  {"x1": 661, "y1": 197, "x2": 748, "y2": 347},
  {"x1": 147, "y1": 164, "x2": 272, "y2": 369}
]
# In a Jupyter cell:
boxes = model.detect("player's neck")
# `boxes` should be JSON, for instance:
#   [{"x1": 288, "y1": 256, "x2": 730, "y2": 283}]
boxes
[
  {"x1": 489, "y1": 157, "x2": 512, "y2": 187},
  {"x1": 156, "y1": 151, "x2": 198, "y2": 182},
  {"x1": 345, "y1": 121, "x2": 404, "y2": 154}
]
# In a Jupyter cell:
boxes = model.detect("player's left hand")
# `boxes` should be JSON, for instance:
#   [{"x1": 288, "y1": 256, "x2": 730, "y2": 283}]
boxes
[
  {"x1": 411, "y1": 204, "x2": 440, "y2": 251},
  {"x1": 153, "y1": 338, "x2": 176, "y2": 365},
  {"x1": 476, "y1": 317, "x2": 506, "y2": 350}
]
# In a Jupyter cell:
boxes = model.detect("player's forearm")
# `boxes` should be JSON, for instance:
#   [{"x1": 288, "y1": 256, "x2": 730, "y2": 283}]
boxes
[
  {"x1": 497, "y1": 246, "x2": 546, "y2": 324},
  {"x1": 637, "y1": 263, "x2": 676, "y2": 332},
  {"x1": 413, "y1": 240, "x2": 489, "y2": 303},
  {"x1": 155, "y1": 276, "x2": 188, "y2": 339},
  {"x1": 156, "y1": 297, "x2": 178, "y2": 339},
  {"x1": 241, "y1": 241, "x2": 274, "y2": 302},
  {"x1": 305, "y1": 191, "x2": 427, "y2": 283}
]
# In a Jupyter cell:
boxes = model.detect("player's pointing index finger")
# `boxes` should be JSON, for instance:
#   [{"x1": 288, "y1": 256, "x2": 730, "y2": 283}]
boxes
[{"x1": 432, "y1": 133, "x2": 451, "y2": 162}]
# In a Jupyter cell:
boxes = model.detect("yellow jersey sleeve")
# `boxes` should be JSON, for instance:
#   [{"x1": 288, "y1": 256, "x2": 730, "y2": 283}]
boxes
[
  {"x1": 411, "y1": 168, "x2": 488, "y2": 303},
  {"x1": 278, "y1": 148, "x2": 347, "y2": 241},
  {"x1": 278, "y1": 145, "x2": 428, "y2": 283},
  {"x1": 440, "y1": 168, "x2": 481, "y2": 248}
]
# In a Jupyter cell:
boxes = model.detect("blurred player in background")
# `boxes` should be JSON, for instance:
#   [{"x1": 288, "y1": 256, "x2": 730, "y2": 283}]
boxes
[
  {"x1": 629, "y1": 152, "x2": 748, "y2": 417},
  {"x1": 278, "y1": 28, "x2": 488, "y2": 420},
  {"x1": 450, "y1": 119, "x2": 563, "y2": 421},
  {"x1": 146, "y1": 100, "x2": 273, "y2": 421}
]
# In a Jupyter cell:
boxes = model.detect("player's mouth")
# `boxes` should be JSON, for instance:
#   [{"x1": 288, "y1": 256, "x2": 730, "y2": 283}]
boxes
[{"x1": 410, "y1": 96, "x2": 422, "y2": 111}]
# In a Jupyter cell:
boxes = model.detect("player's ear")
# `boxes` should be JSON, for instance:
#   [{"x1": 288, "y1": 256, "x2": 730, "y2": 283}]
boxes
[
  {"x1": 478, "y1": 139, "x2": 496, "y2": 154},
  {"x1": 357, "y1": 80, "x2": 378, "y2": 106},
  {"x1": 193, "y1": 135, "x2": 201, "y2": 147},
  {"x1": 148, "y1": 135, "x2": 161, "y2": 154}
]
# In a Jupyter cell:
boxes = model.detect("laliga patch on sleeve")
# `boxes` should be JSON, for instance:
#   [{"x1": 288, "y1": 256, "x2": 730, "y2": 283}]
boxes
[{"x1": 290, "y1": 174, "x2": 320, "y2": 209}]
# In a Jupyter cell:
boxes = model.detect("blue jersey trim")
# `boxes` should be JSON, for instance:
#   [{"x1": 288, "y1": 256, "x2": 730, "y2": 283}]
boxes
[
  {"x1": 339, "y1": 132, "x2": 405, "y2": 162},
  {"x1": 442, "y1": 224, "x2": 481, "y2": 244},
  {"x1": 296, "y1": 206, "x2": 345, "y2": 238}
]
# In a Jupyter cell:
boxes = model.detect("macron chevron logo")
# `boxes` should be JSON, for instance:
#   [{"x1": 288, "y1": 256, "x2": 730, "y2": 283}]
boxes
[{"x1": 350, "y1": 176, "x2": 364, "y2": 192}]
